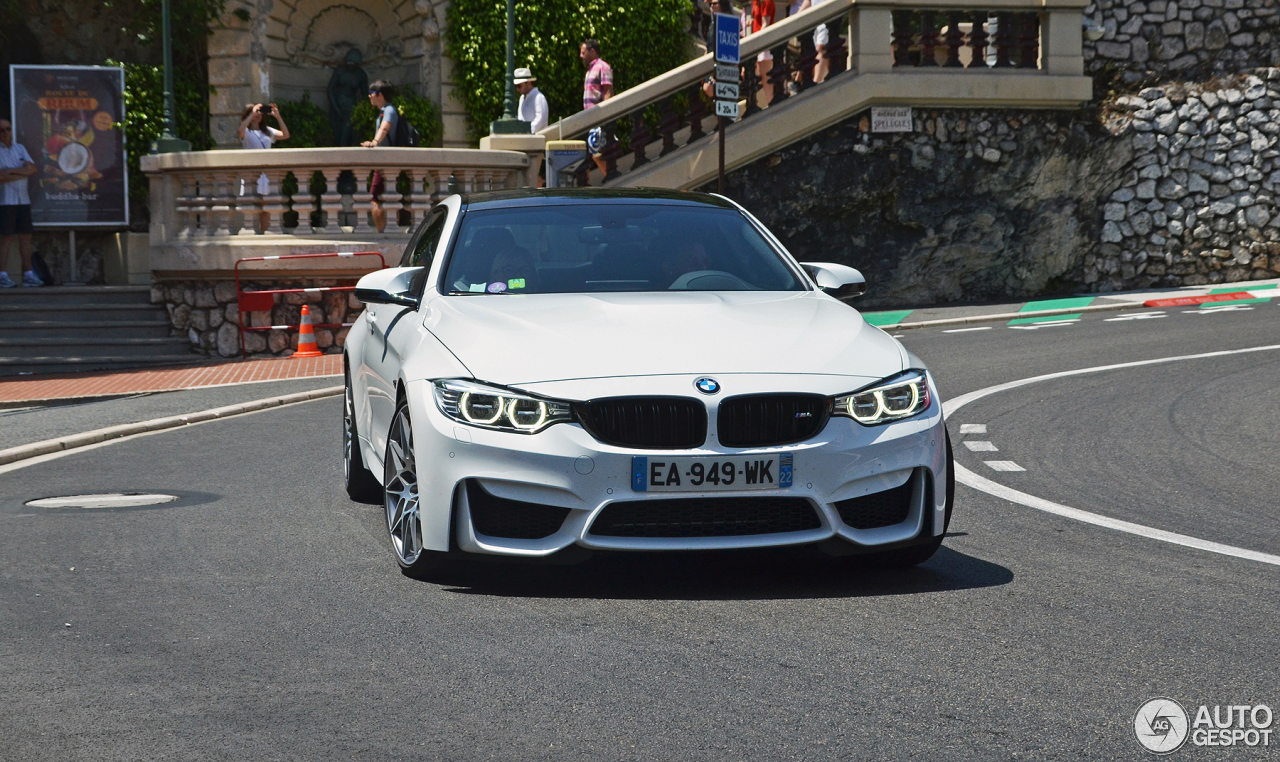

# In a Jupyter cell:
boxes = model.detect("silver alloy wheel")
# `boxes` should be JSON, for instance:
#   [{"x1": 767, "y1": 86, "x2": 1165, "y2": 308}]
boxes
[{"x1": 384, "y1": 406, "x2": 422, "y2": 565}]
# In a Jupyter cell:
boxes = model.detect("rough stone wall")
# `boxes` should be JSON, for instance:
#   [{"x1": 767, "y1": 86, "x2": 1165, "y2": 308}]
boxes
[
  {"x1": 715, "y1": 69, "x2": 1280, "y2": 307},
  {"x1": 153, "y1": 279, "x2": 363, "y2": 357},
  {"x1": 1084, "y1": 0, "x2": 1280, "y2": 81}
]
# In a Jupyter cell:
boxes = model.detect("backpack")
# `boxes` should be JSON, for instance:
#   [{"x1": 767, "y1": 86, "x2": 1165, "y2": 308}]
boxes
[{"x1": 393, "y1": 111, "x2": 421, "y2": 147}]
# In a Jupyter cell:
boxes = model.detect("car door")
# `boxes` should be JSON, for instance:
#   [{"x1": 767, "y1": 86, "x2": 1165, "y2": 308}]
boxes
[{"x1": 361, "y1": 208, "x2": 449, "y2": 460}]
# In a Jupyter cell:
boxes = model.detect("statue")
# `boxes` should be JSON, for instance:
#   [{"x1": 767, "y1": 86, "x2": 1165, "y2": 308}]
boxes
[{"x1": 328, "y1": 48, "x2": 369, "y2": 146}]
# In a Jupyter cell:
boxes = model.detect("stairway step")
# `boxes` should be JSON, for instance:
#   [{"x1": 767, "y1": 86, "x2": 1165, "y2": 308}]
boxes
[
  {"x1": 0, "y1": 355, "x2": 204, "y2": 376},
  {"x1": 0, "y1": 320, "x2": 173, "y2": 340},
  {"x1": 0, "y1": 337, "x2": 193, "y2": 359},
  {"x1": 0, "y1": 285, "x2": 155, "y2": 306},
  {"x1": 0, "y1": 304, "x2": 170, "y2": 323}
]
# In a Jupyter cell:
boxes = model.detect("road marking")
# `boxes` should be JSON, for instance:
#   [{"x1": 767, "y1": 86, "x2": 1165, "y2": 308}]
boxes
[
  {"x1": 1145, "y1": 291, "x2": 1252, "y2": 308},
  {"x1": 862, "y1": 310, "x2": 913, "y2": 327},
  {"x1": 964, "y1": 441, "x2": 998, "y2": 452},
  {"x1": 944, "y1": 326, "x2": 992, "y2": 333},
  {"x1": 985, "y1": 461, "x2": 1025, "y2": 472},
  {"x1": 1104, "y1": 311, "x2": 1166, "y2": 321},
  {"x1": 959, "y1": 424, "x2": 986, "y2": 434},
  {"x1": 1009, "y1": 319, "x2": 1080, "y2": 330},
  {"x1": 1008, "y1": 313, "x2": 1083, "y2": 327},
  {"x1": 1020, "y1": 297, "x2": 1095, "y2": 312},
  {"x1": 1185, "y1": 305, "x2": 1254, "y2": 314},
  {"x1": 944, "y1": 343, "x2": 1280, "y2": 566}
]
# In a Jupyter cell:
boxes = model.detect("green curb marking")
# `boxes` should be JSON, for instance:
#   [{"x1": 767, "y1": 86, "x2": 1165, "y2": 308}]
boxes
[
  {"x1": 1209, "y1": 284, "x2": 1278, "y2": 294},
  {"x1": 1008, "y1": 313, "x2": 1084, "y2": 326},
  {"x1": 863, "y1": 310, "x2": 913, "y2": 327},
  {"x1": 1199, "y1": 297, "x2": 1272, "y2": 308},
  {"x1": 1019, "y1": 297, "x2": 1096, "y2": 312}
]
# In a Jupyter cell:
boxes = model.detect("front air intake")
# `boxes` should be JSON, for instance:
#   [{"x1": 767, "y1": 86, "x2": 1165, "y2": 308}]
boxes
[
  {"x1": 466, "y1": 481, "x2": 571, "y2": 539},
  {"x1": 575, "y1": 397, "x2": 707, "y2": 449},
  {"x1": 588, "y1": 496, "x2": 821, "y2": 537},
  {"x1": 833, "y1": 479, "x2": 913, "y2": 530}
]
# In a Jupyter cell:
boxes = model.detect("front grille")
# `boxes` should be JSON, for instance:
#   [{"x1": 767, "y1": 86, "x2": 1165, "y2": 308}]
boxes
[
  {"x1": 575, "y1": 397, "x2": 706, "y2": 449},
  {"x1": 717, "y1": 394, "x2": 830, "y2": 447},
  {"x1": 466, "y1": 481, "x2": 571, "y2": 539},
  {"x1": 589, "y1": 496, "x2": 821, "y2": 537},
  {"x1": 834, "y1": 479, "x2": 913, "y2": 529}
]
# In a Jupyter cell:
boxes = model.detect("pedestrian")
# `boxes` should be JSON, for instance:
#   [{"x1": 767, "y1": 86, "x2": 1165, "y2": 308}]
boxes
[
  {"x1": 360, "y1": 80, "x2": 398, "y2": 232},
  {"x1": 237, "y1": 103, "x2": 291, "y2": 231},
  {"x1": 579, "y1": 39, "x2": 614, "y2": 177},
  {"x1": 0, "y1": 118, "x2": 41, "y2": 288},
  {"x1": 749, "y1": 0, "x2": 777, "y2": 106},
  {"x1": 514, "y1": 67, "x2": 549, "y2": 133},
  {"x1": 809, "y1": 0, "x2": 836, "y2": 82}
]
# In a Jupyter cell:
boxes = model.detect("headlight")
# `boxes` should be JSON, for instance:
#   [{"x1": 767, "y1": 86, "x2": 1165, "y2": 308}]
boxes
[
  {"x1": 433, "y1": 380, "x2": 574, "y2": 434},
  {"x1": 832, "y1": 371, "x2": 931, "y2": 425}
]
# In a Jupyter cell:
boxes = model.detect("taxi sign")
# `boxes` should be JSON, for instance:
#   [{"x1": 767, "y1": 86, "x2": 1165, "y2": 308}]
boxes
[{"x1": 715, "y1": 13, "x2": 740, "y2": 64}]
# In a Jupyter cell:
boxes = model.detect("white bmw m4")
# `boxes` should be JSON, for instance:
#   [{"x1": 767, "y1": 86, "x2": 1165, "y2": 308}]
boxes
[{"x1": 344, "y1": 189, "x2": 953, "y2": 576}]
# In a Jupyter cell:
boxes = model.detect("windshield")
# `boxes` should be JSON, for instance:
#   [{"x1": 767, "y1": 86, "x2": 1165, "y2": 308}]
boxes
[{"x1": 442, "y1": 204, "x2": 804, "y2": 295}]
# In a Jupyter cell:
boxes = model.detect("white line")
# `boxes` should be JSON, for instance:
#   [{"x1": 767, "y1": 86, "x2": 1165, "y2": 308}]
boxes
[
  {"x1": 943, "y1": 343, "x2": 1280, "y2": 566},
  {"x1": 985, "y1": 461, "x2": 1025, "y2": 472},
  {"x1": 959, "y1": 424, "x2": 987, "y2": 434},
  {"x1": 1009, "y1": 320, "x2": 1079, "y2": 330},
  {"x1": 964, "y1": 441, "x2": 998, "y2": 452},
  {"x1": 944, "y1": 326, "x2": 992, "y2": 333},
  {"x1": 1104, "y1": 312, "x2": 1166, "y2": 322}
]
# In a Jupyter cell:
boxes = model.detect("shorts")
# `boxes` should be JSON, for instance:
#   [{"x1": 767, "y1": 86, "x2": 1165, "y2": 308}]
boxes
[
  {"x1": 0, "y1": 205, "x2": 33, "y2": 235},
  {"x1": 370, "y1": 169, "x2": 386, "y2": 201},
  {"x1": 814, "y1": 23, "x2": 829, "y2": 47},
  {"x1": 758, "y1": 50, "x2": 773, "y2": 62}
]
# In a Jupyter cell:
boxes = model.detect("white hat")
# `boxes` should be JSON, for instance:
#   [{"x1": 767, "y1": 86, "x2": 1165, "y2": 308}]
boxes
[{"x1": 513, "y1": 67, "x2": 536, "y2": 84}]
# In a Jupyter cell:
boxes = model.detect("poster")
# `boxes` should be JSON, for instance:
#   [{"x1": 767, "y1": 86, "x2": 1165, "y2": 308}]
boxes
[{"x1": 9, "y1": 65, "x2": 128, "y2": 226}]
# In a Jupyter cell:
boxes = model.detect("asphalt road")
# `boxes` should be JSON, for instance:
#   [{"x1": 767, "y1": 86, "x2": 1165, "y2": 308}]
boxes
[{"x1": 1, "y1": 302, "x2": 1277, "y2": 760}]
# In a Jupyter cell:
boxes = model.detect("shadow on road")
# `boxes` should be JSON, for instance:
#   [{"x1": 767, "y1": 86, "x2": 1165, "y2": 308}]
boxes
[{"x1": 432, "y1": 545, "x2": 1012, "y2": 601}]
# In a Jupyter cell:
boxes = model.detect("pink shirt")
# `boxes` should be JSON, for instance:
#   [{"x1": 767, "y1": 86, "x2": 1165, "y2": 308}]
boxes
[{"x1": 583, "y1": 58, "x2": 614, "y2": 110}]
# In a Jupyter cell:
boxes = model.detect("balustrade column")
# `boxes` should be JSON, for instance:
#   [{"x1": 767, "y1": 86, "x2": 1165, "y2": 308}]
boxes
[
  {"x1": 350, "y1": 170, "x2": 375, "y2": 235},
  {"x1": 174, "y1": 173, "x2": 197, "y2": 238},
  {"x1": 629, "y1": 111, "x2": 652, "y2": 168},
  {"x1": 1016, "y1": 13, "x2": 1040, "y2": 68},
  {"x1": 920, "y1": 12, "x2": 940, "y2": 66},
  {"x1": 260, "y1": 170, "x2": 289, "y2": 235},
  {"x1": 967, "y1": 12, "x2": 990, "y2": 68},
  {"x1": 292, "y1": 170, "x2": 316, "y2": 235},
  {"x1": 685, "y1": 88, "x2": 709, "y2": 145},
  {"x1": 656, "y1": 97, "x2": 680, "y2": 156},
  {"x1": 398, "y1": 169, "x2": 416, "y2": 232},
  {"x1": 943, "y1": 12, "x2": 965, "y2": 67},
  {"x1": 314, "y1": 170, "x2": 343, "y2": 235},
  {"x1": 203, "y1": 173, "x2": 233, "y2": 237},
  {"x1": 993, "y1": 13, "x2": 1015, "y2": 67}
]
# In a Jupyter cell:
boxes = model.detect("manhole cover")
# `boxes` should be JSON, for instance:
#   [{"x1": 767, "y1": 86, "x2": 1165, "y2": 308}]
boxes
[{"x1": 25, "y1": 493, "x2": 180, "y2": 509}]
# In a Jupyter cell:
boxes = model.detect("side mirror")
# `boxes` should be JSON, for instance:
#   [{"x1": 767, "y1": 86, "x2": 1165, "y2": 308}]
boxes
[
  {"x1": 354, "y1": 267, "x2": 423, "y2": 309},
  {"x1": 800, "y1": 262, "x2": 867, "y2": 301}
]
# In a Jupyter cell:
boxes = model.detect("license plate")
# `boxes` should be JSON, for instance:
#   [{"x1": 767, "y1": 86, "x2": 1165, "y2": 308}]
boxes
[{"x1": 631, "y1": 454, "x2": 793, "y2": 492}]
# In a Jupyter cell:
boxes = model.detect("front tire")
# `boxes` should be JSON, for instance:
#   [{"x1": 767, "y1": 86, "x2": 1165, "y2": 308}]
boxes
[
  {"x1": 384, "y1": 399, "x2": 448, "y2": 577},
  {"x1": 344, "y1": 369, "x2": 382, "y2": 504}
]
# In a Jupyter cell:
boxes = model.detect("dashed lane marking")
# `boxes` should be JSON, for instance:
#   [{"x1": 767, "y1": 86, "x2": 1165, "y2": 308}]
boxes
[
  {"x1": 985, "y1": 461, "x2": 1025, "y2": 472},
  {"x1": 1186, "y1": 305, "x2": 1255, "y2": 314},
  {"x1": 943, "y1": 326, "x2": 993, "y2": 333},
  {"x1": 1008, "y1": 319, "x2": 1081, "y2": 330},
  {"x1": 1007, "y1": 313, "x2": 1084, "y2": 327},
  {"x1": 943, "y1": 343, "x2": 1280, "y2": 567},
  {"x1": 959, "y1": 424, "x2": 987, "y2": 434},
  {"x1": 963, "y1": 441, "x2": 998, "y2": 452},
  {"x1": 1104, "y1": 311, "x2": 1166, "y2": 321}
]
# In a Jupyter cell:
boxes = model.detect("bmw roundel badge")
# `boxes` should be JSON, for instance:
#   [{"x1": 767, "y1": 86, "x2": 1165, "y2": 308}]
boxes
[{"x1": 694, "y1": 377, "x2": 720, "y2": 395}]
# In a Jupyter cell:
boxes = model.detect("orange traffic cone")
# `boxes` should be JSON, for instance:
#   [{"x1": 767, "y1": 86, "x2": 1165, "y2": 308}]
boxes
[{"x1": 293, "y1": 305, "x2": 323, "y2": 358}]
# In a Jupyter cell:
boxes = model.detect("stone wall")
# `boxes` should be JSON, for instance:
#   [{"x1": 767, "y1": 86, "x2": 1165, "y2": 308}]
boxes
[
  {"x1": 713, "y1": 68, "x2": 1280, "y2": 307},
  {"x1": 153, "y1": 279, "x2": 363, "y2": 357},
  {"x1": 1084, "y1": 0, "x2": 1279, "y2": 81}
]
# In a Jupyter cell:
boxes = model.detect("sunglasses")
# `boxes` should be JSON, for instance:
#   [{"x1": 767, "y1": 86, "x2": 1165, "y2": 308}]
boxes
[{"x1": 0, "y1": 127, "x2": 11, "y2": 132}]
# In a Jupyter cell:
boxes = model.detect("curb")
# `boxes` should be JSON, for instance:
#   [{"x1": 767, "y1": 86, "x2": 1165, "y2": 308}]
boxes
[
  {"x1": 0, "y1": 385, "x2": 343, "y2": 467},
  {"x1": 891, "y1": 301, "x2": 1152, "y2": 331}
]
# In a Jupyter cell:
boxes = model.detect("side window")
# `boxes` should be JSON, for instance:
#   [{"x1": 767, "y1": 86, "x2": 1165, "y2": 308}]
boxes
[{"x1": 404, "y1": 209, "x2": 448, "y2": 269}]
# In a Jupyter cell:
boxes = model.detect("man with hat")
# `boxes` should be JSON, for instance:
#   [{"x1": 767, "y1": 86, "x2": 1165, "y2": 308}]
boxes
[{"x1": 514, "y1": 67, "x2": 549, "y2": 133}]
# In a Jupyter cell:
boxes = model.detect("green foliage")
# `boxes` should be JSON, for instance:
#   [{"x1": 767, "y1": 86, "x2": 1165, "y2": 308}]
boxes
[
  {"x1": 109, "y1": 60, "x2": 215, "y2": 217},
  {"x1": 446, "y1": 0, "x2": 693, "y2": 142},
  {"x1": 349, "y1": 90, "x2": 445, "y2": 146},
  {"x1": 276, "y1": 93, "x2": 335, "y2": 148}
]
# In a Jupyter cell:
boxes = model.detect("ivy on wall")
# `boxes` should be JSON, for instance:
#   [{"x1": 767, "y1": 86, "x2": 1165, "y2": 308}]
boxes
[
  {"x1": 446, "y1": 0, "x2": 692, "y2": 142},
  {"x1": 275, "y1": 92, "x2": 335, "y2": 148}
]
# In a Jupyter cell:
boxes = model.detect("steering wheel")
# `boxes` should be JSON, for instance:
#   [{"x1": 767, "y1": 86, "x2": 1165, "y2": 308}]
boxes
[{"x1": 667, "y1": 270, "x2": 754, "y2": 291}]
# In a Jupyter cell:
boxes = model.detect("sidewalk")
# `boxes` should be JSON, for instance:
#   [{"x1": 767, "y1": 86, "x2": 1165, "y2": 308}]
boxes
[
  {"x1": 0, "y1": 354, "x2": 342, "y2": 405},
  {"x1": 860, "y1": 279, "x2": 1280, "y2": 330}
]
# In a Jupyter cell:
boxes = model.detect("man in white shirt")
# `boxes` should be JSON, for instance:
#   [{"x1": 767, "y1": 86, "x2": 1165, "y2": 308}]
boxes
[
  {"x1": 514, "y1": 68, "x2": 549, "y2": 133},
  {"x1": 0, "y1": 119, "x2": 41, "y2": 288}
]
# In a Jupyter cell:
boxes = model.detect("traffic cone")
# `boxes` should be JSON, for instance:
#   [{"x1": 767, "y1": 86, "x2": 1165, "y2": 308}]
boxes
[{"x1": 293, "y1": 305, "x2": 323, "y2": 358}]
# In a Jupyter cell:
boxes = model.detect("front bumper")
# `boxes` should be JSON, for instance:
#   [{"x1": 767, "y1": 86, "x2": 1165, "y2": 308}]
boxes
[{"x1": 402, "y1": 376, "x2": 949, "y2": 557}]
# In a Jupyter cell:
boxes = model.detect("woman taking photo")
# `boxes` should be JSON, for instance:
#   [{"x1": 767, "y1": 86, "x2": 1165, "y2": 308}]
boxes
[{"x1": 237, "y1": 102, "x2": 291, "y2": 231}]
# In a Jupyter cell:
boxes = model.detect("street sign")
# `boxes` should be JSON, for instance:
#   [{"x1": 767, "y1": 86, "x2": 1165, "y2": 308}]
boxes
[
  {"x1": 714, "y1": 82, "x2": 739, "y2": 100},
  {"x1": 715, "y1": 99, "x2": 739, "y2": 118},
  {"x1": 715, "y1": 13, "x2": 740, "y2": 64},
  {"x1": 714, "y1": 64, "x2": 739, "y2": 83},
  {"x1": 871, "y1": 106, "x2": 914, "y2": 133}
]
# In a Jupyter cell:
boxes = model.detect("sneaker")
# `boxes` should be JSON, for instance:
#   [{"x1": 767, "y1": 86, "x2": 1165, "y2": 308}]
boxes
[
  {"x1": 0, "y1": 272, "x2": 14, "y2": 288},
  {"x1": 21, "y1": 270, "x2": 43, "y2": 287}
]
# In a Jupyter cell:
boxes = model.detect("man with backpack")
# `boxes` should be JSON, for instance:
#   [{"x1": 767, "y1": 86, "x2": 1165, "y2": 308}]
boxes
[{"x1": 361, "y1": 80, "x2": 420, "y2": 231}]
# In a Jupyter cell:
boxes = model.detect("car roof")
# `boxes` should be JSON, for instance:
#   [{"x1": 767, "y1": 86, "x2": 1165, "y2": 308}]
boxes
[{"x1": 457, "y1": 187, "x2": 739, "y2": 211}]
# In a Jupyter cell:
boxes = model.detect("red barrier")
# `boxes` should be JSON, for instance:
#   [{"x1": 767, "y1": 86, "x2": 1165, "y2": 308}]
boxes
[{"x1": 234, "y1": 251, "x2": 388, "y2": 358}]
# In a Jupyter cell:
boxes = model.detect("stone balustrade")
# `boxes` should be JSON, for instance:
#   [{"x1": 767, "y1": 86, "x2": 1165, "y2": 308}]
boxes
[{"x1": 141, "y1": 147, "x2": 531, "y2": 273}]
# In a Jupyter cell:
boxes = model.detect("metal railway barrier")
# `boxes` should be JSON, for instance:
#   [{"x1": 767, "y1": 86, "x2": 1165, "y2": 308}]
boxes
[{"x1": 234, "y1": 252, "x2": 388, "y2": 358}]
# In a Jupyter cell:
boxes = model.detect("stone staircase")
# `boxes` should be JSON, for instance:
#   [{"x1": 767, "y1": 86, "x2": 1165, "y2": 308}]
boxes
[{"x1": 0, "y1": 286, "x2": 196, "y2": 376}]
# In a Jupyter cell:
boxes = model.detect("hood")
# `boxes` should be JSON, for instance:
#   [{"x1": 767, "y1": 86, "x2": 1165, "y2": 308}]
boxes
[{"x1": 422, "y1": 291, "x2": 907, "y2": 386}]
